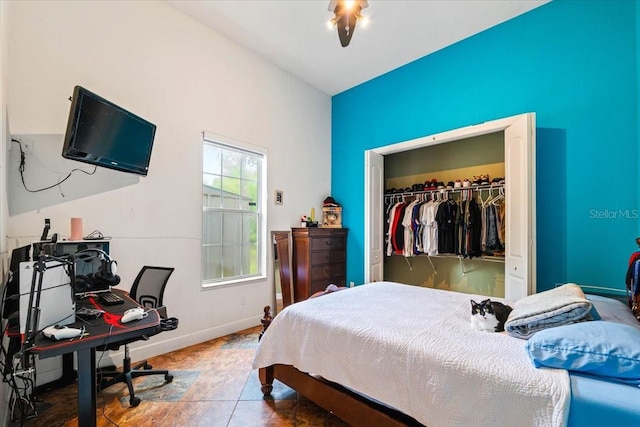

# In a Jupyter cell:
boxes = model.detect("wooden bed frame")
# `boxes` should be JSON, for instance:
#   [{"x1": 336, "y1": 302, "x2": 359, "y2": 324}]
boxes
[
  {"x1": 258, "y1": 364, "x2": 423, "y2": 427},
  {"x1": 258, "y1": 306, "x2": 423, "y2": 427}
]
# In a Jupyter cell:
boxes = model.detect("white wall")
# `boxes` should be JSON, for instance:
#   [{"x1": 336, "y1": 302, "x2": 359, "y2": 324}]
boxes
[
  {"x1": 5, "y1": 0, "x2": 331, "y2": 363},
  {"x1": 0, "y1": 2, "x2": 9, "y2": 425},
  {"x1": 0, "y1": 1, "x2": 8, "y2": 256}
]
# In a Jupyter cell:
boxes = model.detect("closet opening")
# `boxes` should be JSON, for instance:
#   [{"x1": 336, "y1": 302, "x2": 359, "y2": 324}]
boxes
[
  {"x1": 364, "y1": 113, "x2": 536, "y2": 301},
  {"x1": 384, "y1": 133, "x2": 506, "y2": 297}
]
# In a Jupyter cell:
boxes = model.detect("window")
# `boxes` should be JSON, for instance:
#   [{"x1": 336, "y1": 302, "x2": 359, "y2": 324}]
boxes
[{"x1": 202, "y1": 134, "x2": 266, "y2": 286}]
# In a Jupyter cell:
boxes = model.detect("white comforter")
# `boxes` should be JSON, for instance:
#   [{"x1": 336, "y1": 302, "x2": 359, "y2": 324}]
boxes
[{"x1": 253, "y1": 281, "x2": 570, "y2": 427}]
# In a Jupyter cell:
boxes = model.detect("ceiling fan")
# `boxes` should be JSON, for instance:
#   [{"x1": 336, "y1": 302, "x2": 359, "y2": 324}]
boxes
[{"x1": 328, "y1": 0, "x2": 369, "y2": 47}]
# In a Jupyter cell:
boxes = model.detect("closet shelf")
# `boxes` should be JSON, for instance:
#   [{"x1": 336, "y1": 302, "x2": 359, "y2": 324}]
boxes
[{"x1": 384, "y1": 183, "x2": 504, "y2": 199}]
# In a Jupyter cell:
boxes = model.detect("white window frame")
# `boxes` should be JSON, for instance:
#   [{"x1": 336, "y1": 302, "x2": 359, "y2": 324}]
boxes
[{"x1": 202, "y1": 132, "x2": 267, "y2": 288}]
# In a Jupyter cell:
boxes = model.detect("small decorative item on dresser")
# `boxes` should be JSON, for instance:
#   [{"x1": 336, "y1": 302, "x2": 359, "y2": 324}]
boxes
[
  {"x1": 322, "y1": 196, "x2": 342, "y2": 228},
  {"x1": 300, "y1": 215, "x2": 318, "y2": 227},
  {"x1": 323, "y1": 207, "x2": 342, "y2": 228}
]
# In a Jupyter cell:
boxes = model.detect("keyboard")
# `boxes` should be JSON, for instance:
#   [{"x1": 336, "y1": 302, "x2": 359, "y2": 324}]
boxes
[{"x1": 100, "y1": 292, "x2": 124, "y2": 306}]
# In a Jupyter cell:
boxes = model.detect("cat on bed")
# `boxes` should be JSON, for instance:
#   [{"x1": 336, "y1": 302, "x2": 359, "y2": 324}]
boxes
[{"x1": 471, "y1": 299, "x2": 513, "y2": 332}]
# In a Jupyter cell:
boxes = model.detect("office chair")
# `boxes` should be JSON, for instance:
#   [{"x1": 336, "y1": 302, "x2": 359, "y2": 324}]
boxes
[{"x1": 98, "y1": 266, "x2": 176, "y2": 407}]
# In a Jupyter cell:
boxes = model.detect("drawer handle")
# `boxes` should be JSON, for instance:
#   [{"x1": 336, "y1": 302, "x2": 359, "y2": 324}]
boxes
[{"x1": 324, "y1": 240, "x2": 333, "y2": 246}]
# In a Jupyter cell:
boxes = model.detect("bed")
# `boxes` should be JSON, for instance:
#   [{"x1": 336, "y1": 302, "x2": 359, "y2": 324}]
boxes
[{"x1": 253, "y1": 281, "x2": 640, "y2": 427}]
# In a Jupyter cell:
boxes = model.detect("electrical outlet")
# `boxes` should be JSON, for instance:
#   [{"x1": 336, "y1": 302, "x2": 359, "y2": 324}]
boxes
[{"x1": 240, "y1": 296, "x2": 246, "y2": 305}]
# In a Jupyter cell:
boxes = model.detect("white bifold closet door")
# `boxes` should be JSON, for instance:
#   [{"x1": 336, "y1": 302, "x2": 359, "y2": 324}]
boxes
[
  {"x1": 364, "y1": 113, "x2": 536, "y2": 301},
  {"x1": 364, "y1": 149, "x2": 384, "y2": 283}
]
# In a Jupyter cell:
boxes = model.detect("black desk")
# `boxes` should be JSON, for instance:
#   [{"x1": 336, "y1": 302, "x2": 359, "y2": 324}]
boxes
[{"x1": 30, "y1": 289, "x2": 161, "y2": 427}]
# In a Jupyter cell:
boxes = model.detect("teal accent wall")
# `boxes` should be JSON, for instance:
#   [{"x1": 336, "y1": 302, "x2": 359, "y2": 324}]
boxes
[
  {"x1": 332, "y1": 0, "x2": 638, "y2": 293},
  {"x1": 637, "y1": 0, "x2": 640, "y2": 239}
]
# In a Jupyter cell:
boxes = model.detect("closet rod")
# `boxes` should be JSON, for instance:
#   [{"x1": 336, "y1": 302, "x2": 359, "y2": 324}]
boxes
[{"x1": 389, "y1": 253, "x2": 505, "y2": 263}]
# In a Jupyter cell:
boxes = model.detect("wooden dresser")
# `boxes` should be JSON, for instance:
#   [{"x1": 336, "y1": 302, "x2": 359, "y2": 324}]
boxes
[{"x1": 291, "y1": 227, "x2": 347, "y2": 302}]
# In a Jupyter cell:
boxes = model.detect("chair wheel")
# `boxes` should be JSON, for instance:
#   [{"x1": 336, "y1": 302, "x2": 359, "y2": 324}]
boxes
[
  {"x1": 165, "y1": 374, "x2": 173, "y2": 383},
  {"x1": 130, "y1": 397, "x2": 141, "y2": 407}
]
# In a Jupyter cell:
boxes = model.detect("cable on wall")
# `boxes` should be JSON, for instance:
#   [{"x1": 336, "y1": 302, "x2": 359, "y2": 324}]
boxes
[{"x1": 11, "y1": 138, "x2": 97, "y2": 194}]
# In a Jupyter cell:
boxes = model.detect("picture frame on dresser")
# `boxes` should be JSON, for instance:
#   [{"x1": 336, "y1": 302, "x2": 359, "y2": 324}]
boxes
[{"x1": 322, "y1": 206, "x2": 342, "y2": 228}]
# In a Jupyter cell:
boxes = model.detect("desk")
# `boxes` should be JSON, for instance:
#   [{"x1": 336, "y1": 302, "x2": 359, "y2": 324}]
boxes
[{"x1": 30, "y1": 289, "x2": 161, "y2": 427}]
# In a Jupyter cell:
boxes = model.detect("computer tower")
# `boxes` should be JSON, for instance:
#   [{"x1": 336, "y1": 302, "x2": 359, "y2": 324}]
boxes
[{"x1": 18, "y1": 260, "x2": 75, "y2": 335}]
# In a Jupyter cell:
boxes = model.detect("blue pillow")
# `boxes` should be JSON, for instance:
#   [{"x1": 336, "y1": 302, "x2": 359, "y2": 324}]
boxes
[{"x1": 526, "y1": 321, "x2": 640, "y2": 384}]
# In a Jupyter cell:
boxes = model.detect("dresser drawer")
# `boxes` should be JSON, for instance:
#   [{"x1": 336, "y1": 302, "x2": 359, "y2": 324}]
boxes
[
  {"x1": 311, "y1": 263, "x2": 346, "y2": 281},
  {"x1": 310, "y1": 250, "x2": 346, "y2": 266},
  {"x1": 310, "y1": 237, "x2": 345, "y2": 251}
]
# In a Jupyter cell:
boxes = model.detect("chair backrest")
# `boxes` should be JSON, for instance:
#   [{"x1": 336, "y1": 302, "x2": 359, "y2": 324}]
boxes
[
  {"x1": 129, "y1": 266, "x2": 175, "y2": 310},
  {"x1": 274, "y1": 232, "x2": 293, "y2": 308}
]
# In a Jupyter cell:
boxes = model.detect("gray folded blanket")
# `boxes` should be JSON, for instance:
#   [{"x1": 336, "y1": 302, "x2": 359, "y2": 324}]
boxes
[{"x1": 505, "y1": 283, "x2": 593, "y2": 339}]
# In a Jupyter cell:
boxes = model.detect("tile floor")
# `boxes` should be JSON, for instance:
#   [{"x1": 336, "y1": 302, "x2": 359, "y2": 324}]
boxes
[{"x1": 11, "y1": 326, "x2": 349, "y2": 427}]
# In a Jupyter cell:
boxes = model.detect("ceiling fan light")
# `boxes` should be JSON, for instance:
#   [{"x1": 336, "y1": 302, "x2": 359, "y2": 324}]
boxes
[{"x1": 328, "y1": 0, "x2": 369, "y2": 47}]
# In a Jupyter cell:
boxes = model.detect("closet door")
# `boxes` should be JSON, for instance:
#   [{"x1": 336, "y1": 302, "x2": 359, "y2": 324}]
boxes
[
  {"x1": 504, "y1": 113, "x2": 536, "y2": 301},
  {"x1": 365, "y1": 150, "x2": 384, "y2": 282}
]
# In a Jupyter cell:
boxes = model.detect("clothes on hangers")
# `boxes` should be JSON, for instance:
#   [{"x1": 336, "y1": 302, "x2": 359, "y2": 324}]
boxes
[
  {"x1": 456, "y1": 198, "x2": 482, "y2": 258},
  {"x1": 436, "y1": 199, "x2": 458, "y2": 255},
  {"x1": 385, "y1": 201, "x2": 408, "y2": 256},
  {"x1": 383, "y1": 187, "x2": 504, "y2": 259}
]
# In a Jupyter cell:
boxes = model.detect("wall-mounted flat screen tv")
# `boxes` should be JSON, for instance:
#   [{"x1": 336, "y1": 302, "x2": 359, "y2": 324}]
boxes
[{"x1": 62, "y1": 85, "x2": 156, "y2": 176}]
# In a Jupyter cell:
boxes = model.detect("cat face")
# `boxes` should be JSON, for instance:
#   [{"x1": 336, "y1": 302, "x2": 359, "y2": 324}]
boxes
[{"x1": 470, "y1": 299, "x2": 494, "y2": 318}]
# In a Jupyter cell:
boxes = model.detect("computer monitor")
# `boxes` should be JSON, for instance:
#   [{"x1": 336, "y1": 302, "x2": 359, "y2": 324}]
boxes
[
  {"x1": 10, "y1": 245, "x2": 31, "y2": 272},
  {"x1": 32, "y1": 241, "x2": 109, "y2": 280},
  {"x1": 19, "y1": 259, "x2": 75, "y2": 335}
]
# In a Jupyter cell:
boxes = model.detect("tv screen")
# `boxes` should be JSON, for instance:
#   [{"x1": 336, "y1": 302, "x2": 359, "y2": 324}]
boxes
[{"x1": 62, "y1": 85, "x2": 156, "y2": 176}]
